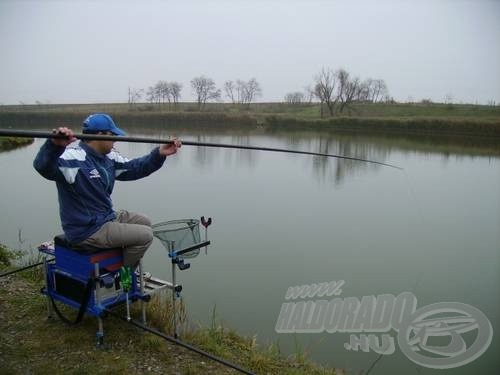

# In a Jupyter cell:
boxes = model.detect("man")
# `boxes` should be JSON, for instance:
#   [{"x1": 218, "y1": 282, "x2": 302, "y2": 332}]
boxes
[{"x1": 33, "y1": 113, "x2": 181, "y2": 269}]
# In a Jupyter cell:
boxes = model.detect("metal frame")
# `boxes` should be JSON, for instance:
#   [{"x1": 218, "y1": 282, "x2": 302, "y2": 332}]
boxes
[{"x1": 38, "y1": 243, "x2": 175, "y2": 346}]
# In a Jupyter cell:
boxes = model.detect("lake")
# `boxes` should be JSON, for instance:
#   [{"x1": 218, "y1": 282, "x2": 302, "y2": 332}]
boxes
[{"x1": 0, "y1": 124, "x2": 498, "y2": 374}]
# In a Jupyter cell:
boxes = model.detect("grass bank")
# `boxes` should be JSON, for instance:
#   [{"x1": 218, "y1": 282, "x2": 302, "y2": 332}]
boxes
[
  {"x1": 2, "y1": 101, "x2": 500, "y2": 120},
  {"x1": 263, "y1": 115, "x2": 500, "y2": 137},
  {"x1": 0, "y1": 102, "x2": 499, "y2": 137},
  {"x1": 0, "y1": 136, "x2": 34, "y2": 152},
  {"x1": 0, "y1": 250, "x2": 340, "y2": 375}
]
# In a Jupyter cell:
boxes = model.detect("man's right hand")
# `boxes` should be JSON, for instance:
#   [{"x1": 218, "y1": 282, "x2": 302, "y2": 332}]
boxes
[{"x1": 52, "y1": 127, "x2": 77, "y2": 147}]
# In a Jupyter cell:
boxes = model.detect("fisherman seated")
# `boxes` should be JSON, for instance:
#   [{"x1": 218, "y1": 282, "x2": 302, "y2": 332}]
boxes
[{"x1": 32, "y1": 113, "x2": 181, "y2": 272}]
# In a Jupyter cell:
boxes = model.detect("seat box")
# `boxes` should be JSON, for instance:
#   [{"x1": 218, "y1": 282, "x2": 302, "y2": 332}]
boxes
[{"x1": 54, "y1": 245, "x2": 123, "y2": 279}]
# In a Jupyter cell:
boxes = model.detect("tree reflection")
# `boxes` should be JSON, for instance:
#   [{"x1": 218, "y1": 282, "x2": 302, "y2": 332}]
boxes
[
  {"x1": 232, "y1": 134, "x2": 257, "y2": 169},
  {"x1": 176, "y1": 130, "x2": 394, "y2": 184},
  {"x1": 192, "y1": 135, "x2": 219, "y2": 169},
  {"x1": 14, "y1": 119, "x2": 499, "y2": 186},
  {"x1": 284, "y1": 132, "x2": 391, "y2": 185}
]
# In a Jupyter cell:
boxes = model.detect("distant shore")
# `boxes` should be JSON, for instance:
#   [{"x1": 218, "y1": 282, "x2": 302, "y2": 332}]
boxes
[
  {"x1": 0, "y1": 102, "x2": 499, "y2": 137},
  {"x1": 0, "y1": 136, "x2": 33, "y2": 151}
]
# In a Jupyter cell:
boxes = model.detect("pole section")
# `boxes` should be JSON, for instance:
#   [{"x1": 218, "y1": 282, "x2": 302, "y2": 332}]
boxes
[{"x1": 0, "y1": 129, "x2": 403, "y2": 170}]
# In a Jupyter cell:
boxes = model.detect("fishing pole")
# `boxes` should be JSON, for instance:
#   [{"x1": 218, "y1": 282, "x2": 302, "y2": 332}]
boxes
[
  {"x1": 0, "y1": 129, "x2": 403, "y2": 170},
  {"x1": 0, "y1": 261, "x2": 44, "y2": 278},
  {"x1": 106, "y1": 309, "x2": 255, "y2": 375}
]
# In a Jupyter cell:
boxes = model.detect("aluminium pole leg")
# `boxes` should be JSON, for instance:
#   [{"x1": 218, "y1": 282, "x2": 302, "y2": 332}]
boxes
[
  {"x1": 139, "y1": 259, "x2": 146, "y2": 324},
  {"x1": 171, "y1": 256, "x2": 177, "y2": 338},
  {"x1": 95, "y1": 263, "x2": 104, "y2": 347},
  {"x1": 94, "y1": 262, "x2": 104, "y2": 347},
  {"x1": 170, "y1": 241, "x2": 178, "y2": 339},
  {"x1": 42, "y1": 256, "x2": 53, "y2": 319},
  {"x1": 96, "y1": 316, "x2": 104, "y2": 347},
  {"x1": 125, "y1": 293, "x2": 131, "y2": 321}
]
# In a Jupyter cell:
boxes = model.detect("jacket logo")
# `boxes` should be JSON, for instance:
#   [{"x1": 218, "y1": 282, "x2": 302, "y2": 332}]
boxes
[{"x1": 89, "y1": 169, "x2": 101, "y2": 179}]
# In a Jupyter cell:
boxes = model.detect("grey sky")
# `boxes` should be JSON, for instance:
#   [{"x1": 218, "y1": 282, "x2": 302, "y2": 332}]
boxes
[{"x1": 1, "y1": 0, "x2": 499, "y2": 105}]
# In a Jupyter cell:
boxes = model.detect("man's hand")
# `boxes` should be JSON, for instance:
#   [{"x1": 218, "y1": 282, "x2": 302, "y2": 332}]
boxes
[
  {"x1": 52, "y1": 127, "x2": 77, "y2": 147},
  {"x1": 159, "y1": 138, "x2": 182, "y2": 156}
]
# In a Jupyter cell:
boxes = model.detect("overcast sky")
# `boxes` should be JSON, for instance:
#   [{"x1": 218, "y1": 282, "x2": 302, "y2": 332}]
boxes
[{"x1": 0, "y1": 0, "x2": 499, "y2": 105}]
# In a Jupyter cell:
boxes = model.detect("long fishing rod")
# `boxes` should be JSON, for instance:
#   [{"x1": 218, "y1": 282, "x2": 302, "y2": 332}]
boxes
[
  {"x1": 106, "y1": 309, "x2": 255, "y2": 375},
  {"x1": 0, "y1": 261, "x2": 44, "y2": 278},
  {"x1": 0, "y1": 129, "x2": 403, "y2": 170}
]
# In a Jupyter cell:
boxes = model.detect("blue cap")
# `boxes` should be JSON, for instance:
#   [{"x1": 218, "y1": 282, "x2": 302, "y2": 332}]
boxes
[{"x1": 82, "y1": 113, "x2": 126, "y2": 136}]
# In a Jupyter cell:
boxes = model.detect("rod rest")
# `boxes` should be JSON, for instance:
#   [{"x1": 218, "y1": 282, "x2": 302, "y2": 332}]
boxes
[{"x1": 175, "y1": 240, "x2": 211, "y2": 257}]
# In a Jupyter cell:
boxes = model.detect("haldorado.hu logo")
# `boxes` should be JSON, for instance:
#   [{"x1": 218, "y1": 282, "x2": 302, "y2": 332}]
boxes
[{"x1": 275, "y1": 281, "x2": 493, "y2": 369}]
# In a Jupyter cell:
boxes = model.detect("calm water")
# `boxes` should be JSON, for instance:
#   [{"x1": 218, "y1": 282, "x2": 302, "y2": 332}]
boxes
[{"x1": 0, "y1": 126, "x2": 498, "y2": 374}]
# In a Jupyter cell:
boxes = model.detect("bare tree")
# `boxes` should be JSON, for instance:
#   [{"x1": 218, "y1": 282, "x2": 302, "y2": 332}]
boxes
[
  {"x1": 225, "y1": 78, "x2": 262, "y2": 108},
  {"x1": 155, "y1": 81, "x2": 170, "y2": 105},
  {"x1": 312, "y1": 68, "x2": 390, "y2": 116},
  {"x1": 356, "y1": 79, "x2": 372, "y2": 102},
  {"x1": 337, "y1": 69, "x2": 361, "y2": 113},
  {"x1": 224, "y1": 80, "x2": 237, "y2": 104},
  {"x1": 191, "y1": 75, "x2": 221, "y2": 110},
  {"x1": 370, "y1": 79, "x2": 388, "y2": 102},
  {"x1": 353, "y1": 78, "x2": 390, "y2": 103},
  {"x1": 146, "y1": 81, "x2": 183, "y2": 109},
  {"x1": 242, "y1": 78, "x2": 262, "y2": 108},
  {"x1": 128, "y1": 87, "x2": 143, "y2": 107},
  {"x1": 236, "y1": 80, "x2": 246, "y2": 104},
  {"x1": 313, "y1": 68, "x2": 338, "y2": 117},
  {"x1": 146, "y1": 85, "x2": 159, "y2": 104},
  {"x1": 303, "y1": 85, "x2": 315, "y2": 103},
  {"x1": 284, "y1": 92, "x2": 305, "y2": 105},
  {"x1": 168, "y1": 81, "x2": 182, "y2": 108}
]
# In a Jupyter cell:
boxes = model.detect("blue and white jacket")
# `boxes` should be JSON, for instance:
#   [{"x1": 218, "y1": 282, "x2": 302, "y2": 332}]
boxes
[{"x1": 33, "y1": 140, "x2": 166, "y2": 244}]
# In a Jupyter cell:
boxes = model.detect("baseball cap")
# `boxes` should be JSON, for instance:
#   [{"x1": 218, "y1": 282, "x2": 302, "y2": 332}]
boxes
[{"x1": 82, "y1": 113, "x2": 126, "y2": 136}]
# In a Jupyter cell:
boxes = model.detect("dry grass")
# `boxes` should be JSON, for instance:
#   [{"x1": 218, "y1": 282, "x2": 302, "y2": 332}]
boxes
[
  {"x1": 1, "y1": 101, "x2": 499, "y2": 137},
  {"x1": 0, "y1": 265, "x2": 340, "y2": 375}
]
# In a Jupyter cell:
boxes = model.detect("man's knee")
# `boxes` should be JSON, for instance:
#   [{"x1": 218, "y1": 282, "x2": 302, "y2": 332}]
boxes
[
  {"x1": 144, "y1": 226, "x2": 153, "y2": 245},
  {"x1": 134, "y1": 213, "x2": 152, "y2": 227},
  {"x1": 116, "y1": 210, "x2": 152, "y2": 227},
  {"x1": 137, "y1": 214, "x2": 152, "y2": 227},
  {"x1": 135, "y1": 225, "x2": 153, "y2": 246}
]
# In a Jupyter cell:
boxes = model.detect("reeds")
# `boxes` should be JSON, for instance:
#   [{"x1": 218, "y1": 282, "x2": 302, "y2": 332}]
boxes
[{"x1": 1, "y1": 102, "x2": 499, "y2": 137}]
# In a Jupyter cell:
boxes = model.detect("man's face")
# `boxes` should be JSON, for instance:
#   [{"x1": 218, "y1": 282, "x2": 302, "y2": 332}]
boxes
[{"x1": 96, "y1": 132, "x2": 116, "y2": 154}]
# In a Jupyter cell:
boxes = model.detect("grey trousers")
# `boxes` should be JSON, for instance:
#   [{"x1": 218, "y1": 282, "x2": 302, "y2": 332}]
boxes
[{"x1": 78, "y1": 210, "x2": 154, "y2": 268}]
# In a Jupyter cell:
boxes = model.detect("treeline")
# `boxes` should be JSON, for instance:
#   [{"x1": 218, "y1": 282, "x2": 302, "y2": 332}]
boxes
[
  {"x1": 128, "y1": 76, "x2": 262, "y2": 111},
  {"x1": 285, "y1": 68, "x2": 390, "y2": 118},
  {"x1": 128, "y1": 68, "x2": 388, "y2": 118}
]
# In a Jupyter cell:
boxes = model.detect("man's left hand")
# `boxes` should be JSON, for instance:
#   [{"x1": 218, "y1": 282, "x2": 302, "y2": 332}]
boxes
[{"x1": 159, "y1": 138, "x2": 182, "y2": 156}]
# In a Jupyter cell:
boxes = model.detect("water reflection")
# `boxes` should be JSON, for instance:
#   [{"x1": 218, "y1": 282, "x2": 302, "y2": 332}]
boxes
[
  {"x1": 191, "y1": 135, "x2": 219, "y2": 169},
  {"x1": 310, "y1": 135, "x2": 390, "y2": 184},
  {"x1": 7, "y1": 121, "x2": 499, "y2": 186},
  {"x1": 232, "y1": 135, "x2": 258, "y2": 169},
  {"x1": 176, "y1": 131, "x2": 394, "y2": 185}
]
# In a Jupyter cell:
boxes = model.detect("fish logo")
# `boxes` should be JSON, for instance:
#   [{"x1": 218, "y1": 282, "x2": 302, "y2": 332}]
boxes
[{"x1": 398, "y1": 302, "x2": 493, "y2": 369}]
